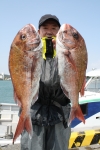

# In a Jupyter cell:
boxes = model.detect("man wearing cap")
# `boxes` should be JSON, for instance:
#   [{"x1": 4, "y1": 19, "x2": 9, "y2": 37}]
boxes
[{"x1": 21, "y1": 14, "x2": 71, "y2": 150}]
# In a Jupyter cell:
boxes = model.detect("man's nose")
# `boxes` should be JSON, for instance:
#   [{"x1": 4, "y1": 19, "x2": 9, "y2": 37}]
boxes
[
  {"x1": 46, "y1": 29, "x2": 53, "y2": 34},
  {"x1": 46, "y1": 31, "x2": 53, "y2": 37}
]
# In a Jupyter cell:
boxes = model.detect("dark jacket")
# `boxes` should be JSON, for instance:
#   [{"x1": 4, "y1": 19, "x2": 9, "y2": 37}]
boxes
[{"x1": 31, "y1": 57, "x2": 71, "y2": 128}]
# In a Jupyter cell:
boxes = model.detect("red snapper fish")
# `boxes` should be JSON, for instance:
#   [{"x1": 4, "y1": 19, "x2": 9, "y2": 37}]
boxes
[
  {"x1": 9, "y1": 24, "x2": 42, "y2": 143},
  {"x1": 56, "y1": 24, "x2": 88, "y2": 125}
]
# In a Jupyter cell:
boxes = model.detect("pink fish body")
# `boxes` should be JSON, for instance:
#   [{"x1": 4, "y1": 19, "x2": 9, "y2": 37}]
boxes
[
  {"x1": 9, "y1": 24, "x2": 42, "y2": 143},
  {"x1": 56, "y1": 24, "x2": 88, "y2": 125}
]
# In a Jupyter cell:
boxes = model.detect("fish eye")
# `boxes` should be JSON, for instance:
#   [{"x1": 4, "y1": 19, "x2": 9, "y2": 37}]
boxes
[
  {"x1": 72, "y1": 32, "x2": 79, "y2": 39},
  {"x1": 33, "y1": 30, "x2": 37, "y2": 35},
  {"x1": 20, "y1": 34, "x2": 26, "y2": 40},
  {"x1": 63, "y1": 30, "x2": 67, "y2": 34}
]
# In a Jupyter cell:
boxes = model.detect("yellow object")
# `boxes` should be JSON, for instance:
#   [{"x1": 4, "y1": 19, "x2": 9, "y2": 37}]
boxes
[
  {"x1": 41, "y1": 37, "x2": 56, "y2": 59},
  {"x1": 69, "y1": 129, "x2": 100, "y2": 148}
]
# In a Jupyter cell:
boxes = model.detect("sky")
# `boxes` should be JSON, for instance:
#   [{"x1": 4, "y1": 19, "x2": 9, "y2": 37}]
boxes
[{"x1": 0, "y1": 0, "x2": 100, "y2": 74}]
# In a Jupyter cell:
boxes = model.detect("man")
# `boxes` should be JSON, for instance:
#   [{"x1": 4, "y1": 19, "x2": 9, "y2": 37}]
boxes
[{"x1": 21, "y1": 14, "x2": 71, "y2": 150}]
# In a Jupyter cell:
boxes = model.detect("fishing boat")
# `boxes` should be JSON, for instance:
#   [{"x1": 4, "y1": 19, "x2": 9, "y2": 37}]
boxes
[
  {"x1": 71, "y1": 69, "x2": 100, "y2": 130},
  {"x1": 0, "y1": 69, "x2": 100, "y2": 146}
]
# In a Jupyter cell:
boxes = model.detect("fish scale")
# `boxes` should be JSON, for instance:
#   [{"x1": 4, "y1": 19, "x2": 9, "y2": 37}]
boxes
[
  {"x1": 9, "y1": 24, "x2": 42, "y2": 144},
  {"x1": 56, "y1": 24, "x2": 88, "y2": 126}
]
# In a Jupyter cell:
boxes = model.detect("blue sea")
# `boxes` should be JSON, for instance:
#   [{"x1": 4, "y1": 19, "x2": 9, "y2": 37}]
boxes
[
  {"x1": 0, "y1": 80, "x2": 15, "y2": 103},
  {"x1": 0, "y1": 80, "x2": 100, "y2": 127}
]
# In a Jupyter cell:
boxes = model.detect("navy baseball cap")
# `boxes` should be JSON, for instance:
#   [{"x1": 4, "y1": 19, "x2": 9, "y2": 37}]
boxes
[{"x1": 38, "y1": 14, "x2": 61, "y2": 28}]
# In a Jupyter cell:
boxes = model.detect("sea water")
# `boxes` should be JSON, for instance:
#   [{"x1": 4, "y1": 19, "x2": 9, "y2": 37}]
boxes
[{"x1": 0, "y1": 80, "x2": 15, "y2": 103}]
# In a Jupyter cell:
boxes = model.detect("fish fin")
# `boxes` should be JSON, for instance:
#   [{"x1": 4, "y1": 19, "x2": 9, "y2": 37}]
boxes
[
  {"x1": 13, "y1": 114, "x2": 32, "y2": 144},
  {"x1": 65, "y1": 51, "x2": 77, "y2": 72},
  {"x1": 33, "y1": 90, "x2": 39, "y2": 102},
  {"x1": 24, "y1": 116, "x2": 33, "y2": 138},
  {"x1": 14, "y1": 90, "x2": 21, "y2": 107},
  {"x1": 80, "y1": 78, "x2": 86, "y2": 96},
  {"x1": 68, "y1": 104, "x2": 85, "y2": 126},
  {"x1": 13, "y1": 114, "x2": 25, "y2": 144},
  {"x1": 60, "y1": 84, "x2": 69, "y2": 98},
  {"x1": 31, "y1": 90, "x2": 39, "y2": 106}
]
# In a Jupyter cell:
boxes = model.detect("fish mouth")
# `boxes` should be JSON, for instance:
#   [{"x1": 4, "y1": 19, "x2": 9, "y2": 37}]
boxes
[
  {"x1": 27, "y1": 33, "x2": 41, "y2": 45},
  {"x1": 26, "y1": 37, "x2": 41, "y2": 50},
  {"x1": 57, "y1": 38, "x2": 75, "y2": 50},
  {"x1": 63, "y1": 39, "x2": 75, "y2": 45},
  {"x1": 27, "y1": 37, "x2": 41, "y2": 45},
  {"x1": 29, "y1": 40, "x2": 42, "y2": 52},
  {"x1": 26, "y1": 32, "x2": 42, "y2": 51},
  {"x1": 63, "y1": 39, "x2": 76, "y2": 49}
]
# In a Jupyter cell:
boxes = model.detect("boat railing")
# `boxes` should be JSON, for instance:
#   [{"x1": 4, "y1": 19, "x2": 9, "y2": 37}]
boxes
[
  {"x1": 0, "y1": 103, "x2": 19, "y2": 112},
  {"x1": 0, "y1": 103, "x2": 19, "y2": 123}
]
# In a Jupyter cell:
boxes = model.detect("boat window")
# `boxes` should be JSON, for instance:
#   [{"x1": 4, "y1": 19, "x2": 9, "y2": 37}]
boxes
[{"x1": 85, "y1": 77, "x2": 100, "y2": 92}]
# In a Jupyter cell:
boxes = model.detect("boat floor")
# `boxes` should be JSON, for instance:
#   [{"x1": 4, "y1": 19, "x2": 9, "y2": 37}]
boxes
[
  {"x1": 0, "y1": 125, "x2": 20, "y2": 147},
  {"x1": 0, "y1": 125, "x2": 100, "y2": 149},
  {"x1": 0, "y1": 143, "x2": 100, "y2": 150}
]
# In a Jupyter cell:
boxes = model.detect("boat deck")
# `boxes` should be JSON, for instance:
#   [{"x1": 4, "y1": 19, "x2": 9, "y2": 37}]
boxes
[
  {"x1": 0, "y1": 143, "x2": 100, "y2": 150},
  {"x1": 0, "y1": 125, "x2": 100, "y2": 150},
  {"x1": 0, "y1": 144, "x2": 20, "y2": 150},
  {"x1": 0, "y1": 103, "x2": 100, "y2": 150}
]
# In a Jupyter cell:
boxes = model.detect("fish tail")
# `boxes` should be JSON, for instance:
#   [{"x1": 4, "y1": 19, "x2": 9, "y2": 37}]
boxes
[
  {"x1": 68, "y1": 104, "x2": 85, "y2": 126},
  {"x1": 24, "y1": 116, "x2": 33, "y2": 138},
  {"x1": 13, "y1": 115, "x2": 25, "y2": 144},
  {"x1": 13, "y1": 114, "x2": 32, "y2": 144}
]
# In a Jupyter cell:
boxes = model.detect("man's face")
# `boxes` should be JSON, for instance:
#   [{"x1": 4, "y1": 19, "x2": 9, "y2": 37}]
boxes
[{"x1": 38, "y1": 19, "x2": 60, "y2": 38}]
